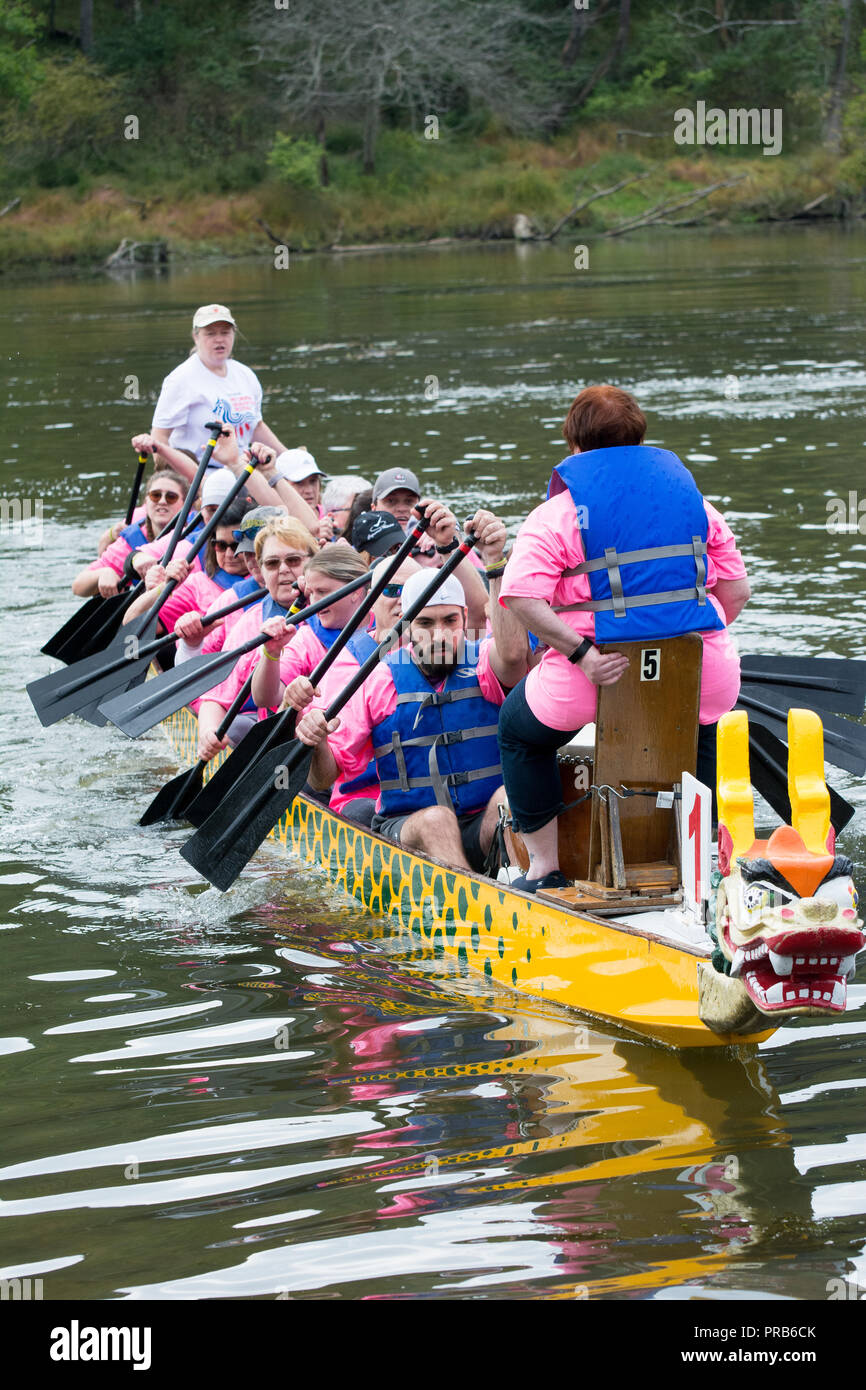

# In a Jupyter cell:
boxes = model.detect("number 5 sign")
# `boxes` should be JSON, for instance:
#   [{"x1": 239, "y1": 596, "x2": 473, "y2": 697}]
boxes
[{"x1": 681, "y1": 771, "x2": 711, "y2": 920}]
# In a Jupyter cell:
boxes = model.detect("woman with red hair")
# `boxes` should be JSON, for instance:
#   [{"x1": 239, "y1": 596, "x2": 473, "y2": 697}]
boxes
[{"x1": 498, "y1": 385, "x2": 751, "y2": 894}]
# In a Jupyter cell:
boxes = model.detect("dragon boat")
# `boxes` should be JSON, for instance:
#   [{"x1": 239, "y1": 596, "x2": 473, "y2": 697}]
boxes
[{"x1": 159, "y1": 631, "x2": 865, "y2": 1050}]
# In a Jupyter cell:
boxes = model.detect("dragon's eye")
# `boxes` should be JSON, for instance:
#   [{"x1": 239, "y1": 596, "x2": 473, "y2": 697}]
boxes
[
  {"x1": 814, "y1": 876, "x2": 858, "y2": 911},
  {"x1": 741, "y1": 881, "x2": 794, "y2": 916}
]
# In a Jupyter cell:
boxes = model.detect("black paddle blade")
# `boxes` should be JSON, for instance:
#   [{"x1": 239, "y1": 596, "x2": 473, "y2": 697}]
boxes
[
  {"x1": 748, "y1": 723, "x2": 855, "y2": 837},
  {"x1": 181, "y1": 739, "x2": 313, "y2": 890},
  {"x1": 139, "y1": 760, "x2": 205, "y2": 827},
  {"x1": 40, "y1": 589, "x2": 137, "y2": 665},
  {"x1": 27, "y1": 615, "x2": 160, "y2": 727},
  {"x1": 737, "y1": 686, "x2": 866, "y2": 776},
  {"x1": 98, "y1": 644, "x2": 247, "y2": 738},
  {"x1": 739, "y1": 655, "x2": 866, "y2": 718},
  {"x1": 41, "y1": 595, "x2": 106, "y2": 660},
  {"x1": 184, "y1": 711, "x2": 293, "y2": 827}
]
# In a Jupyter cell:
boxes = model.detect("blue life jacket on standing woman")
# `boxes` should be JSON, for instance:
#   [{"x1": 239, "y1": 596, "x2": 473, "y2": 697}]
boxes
[
  {"x1": 548, "y1": 445, "x2": 726, "y2": 643},
  {"x1": 373, "y1": 641, "x2": 502, "y2": 817}
]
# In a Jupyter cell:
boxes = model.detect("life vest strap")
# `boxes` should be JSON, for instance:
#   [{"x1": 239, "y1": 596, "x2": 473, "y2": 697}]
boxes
[
  {"x1": 373, "y1": 724, "x2": 499, "y2": 757},
  {"x1": 379, "y1": 762, "x2": 502, "y2": 802},
  {"x1": 561, "y1": 537, "x2": 708, "y2": 578},
  {"x1": 555, "y1": 583, "x2": 710, "y2": 616}
]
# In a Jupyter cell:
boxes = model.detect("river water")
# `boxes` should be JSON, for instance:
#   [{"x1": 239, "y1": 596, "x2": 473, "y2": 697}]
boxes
[{"x1": 1, "y1": 227, "x2": 865, "y2": 1302}]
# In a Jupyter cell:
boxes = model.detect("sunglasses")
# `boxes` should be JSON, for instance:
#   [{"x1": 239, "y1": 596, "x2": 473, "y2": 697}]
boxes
[
  {"x1": 147, "y1": 489, "x2": 183, "y2": 503},
  {"x1": 214, "y1": 538, "x2": 240, "y2": 553},
  {"x1": 261, "y1": 554, "x2": 306, "y2": 573},
  {"x1": 381, "y1": 583, "x2": 403, "y2": 598}
]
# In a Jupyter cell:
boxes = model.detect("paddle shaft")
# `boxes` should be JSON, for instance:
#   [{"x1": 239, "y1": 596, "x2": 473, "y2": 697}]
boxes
[
  {"x1": 125, "y1": 453, "x2": 149, "y2": 527},
  {"x1": 184, "y1": 530, "x2": 481, "y2": 881},
  {"x1": 218, "y1": 510, "x2": 434, "y2": 770},
  {"x1": 281, "y1": 534, "x2": 480, "y2": 782},
  {"x1": 129, "y1": 458, "x2": 255, "y2": 638},
  {"x1": 100, "y1": 570, "x2": 374, "y2": 729},
  {"x1": 146, "y1": 674, "x2": 259, "y2": 825},
  {"x1": 158, "y1": 423, "x2": 224, "y2": 572}
]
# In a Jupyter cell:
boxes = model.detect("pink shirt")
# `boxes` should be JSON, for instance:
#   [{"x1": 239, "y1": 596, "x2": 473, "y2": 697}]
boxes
[
  {"x1": 207, "y1": 623, "x2": 329, "y2": 716},
  {"x1": 156, "y1": 570, "x2": 242, "y2": 633},
  {"x1": 500, "y1": 492, "x2": 746, "y2": 730},
  {"x1": 324, "y1": 640, "x2": 506, "y2": 805},
  {"x1": 176, "y1": 594, "x2": 265, "y2": 664},
  {"x1": 88, "y1": 506, "x2": 149, "y2": 576}
]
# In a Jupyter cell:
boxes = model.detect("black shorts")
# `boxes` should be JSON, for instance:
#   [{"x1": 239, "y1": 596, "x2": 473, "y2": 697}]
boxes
[{"x1": 371, "y1": 806, "x2": 489, "y2": 874}]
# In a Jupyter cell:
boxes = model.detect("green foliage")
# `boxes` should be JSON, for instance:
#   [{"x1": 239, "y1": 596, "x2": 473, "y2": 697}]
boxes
[
  {"x1": 0, "y1": 0, "x2": 43, "y2": 108},
  {"x1": 2, "y1": 53, "x2": 121, "y2": 182},
  {"x1": 266, "y1": 133, "x2": 322, "y2": 190}
]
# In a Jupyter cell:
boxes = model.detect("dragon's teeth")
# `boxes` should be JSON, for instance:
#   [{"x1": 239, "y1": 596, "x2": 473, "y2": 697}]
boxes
[
  {"x1": 769, "y1": 949, "x2": 793, "y2": 977},
  {"x1": 730, "y1": 948, "x2": 746, "y2": 978},
  {"x1": 840, "y1": 955, "x2": 857, "y2": 981}
]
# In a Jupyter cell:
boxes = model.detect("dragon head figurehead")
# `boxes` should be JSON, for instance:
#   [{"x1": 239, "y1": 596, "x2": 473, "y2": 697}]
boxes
[{"x1": 699, "y1": 708, "x2": 864, "y2": 1033}]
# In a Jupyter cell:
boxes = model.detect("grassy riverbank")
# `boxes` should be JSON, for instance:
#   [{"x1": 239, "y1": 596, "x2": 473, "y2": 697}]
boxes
[{"x1": 0, "y1": 132, "x2": 853, "y2": 274}]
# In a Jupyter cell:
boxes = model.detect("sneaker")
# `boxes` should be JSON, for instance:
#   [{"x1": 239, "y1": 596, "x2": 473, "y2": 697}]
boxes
[{"x1": 510, "y1": 870, "x2": 570, "y2": 895}]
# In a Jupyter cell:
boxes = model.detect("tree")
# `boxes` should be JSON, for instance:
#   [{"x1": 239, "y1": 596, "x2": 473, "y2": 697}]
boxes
[{"x1": 249, "y1": 0, "x2": 556, "y2": 175}]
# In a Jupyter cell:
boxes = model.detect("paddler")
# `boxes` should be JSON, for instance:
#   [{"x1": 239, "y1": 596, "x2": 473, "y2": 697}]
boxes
[
  {"x1": 497, "y1": 384, "x2": 751, "y2": 894},
  {"x1": 293, "y1": 507, "x2": 531, "y2": 873},
  {"x1": 72, "y1": 469, "x2": 187, "y2": 597},
  {"x1": 121, "y1": 498, "x2": 255, "y2": 632},
  {"x1": 194, "y1": 516, "x2": 318, "y2": 761},
  {"x1": 271, "y1": 555, "x2": 422, "y2": 826}
]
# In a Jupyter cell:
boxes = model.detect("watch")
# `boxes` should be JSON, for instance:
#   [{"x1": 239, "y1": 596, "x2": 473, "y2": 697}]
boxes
[
  {"x1": 435, "y1": 536, "x2": 460, "y2": 554},
  {"x1": 567, "y1": 637, "x2": 595, "y2": 664}
]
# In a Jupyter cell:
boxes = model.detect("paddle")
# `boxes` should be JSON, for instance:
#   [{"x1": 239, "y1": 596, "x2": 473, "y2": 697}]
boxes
[
  {"x1": 125, "y1": 451, "x2": 149, "y2": 526},
  {"x1": 27, "y1": 452, "x2": 253, "y2": 728},
  {"x1": 138, "y1": 674, "x2": 256, "y2": 826},
  {"x1": 182, "y1": 507, "x2": 434, "y2": 828},
  {"x1": 739, "y1": 654, "x2": 866, "y2": 719},
  {"x1": 748, "y1": 723, "x2": 855, "y2": 837},
  {"x1": 736, "y1": 685, "x2": 866, "y2": 776},
  {"x1": 41, "y1": 510, "x2": 205, "y2": 665},
  {"x1": 27, "y1": 582, "x2": 264, "y2": 730},
  {"x1": 180, "y1": 525, "x2": 478, "y2": 892},
  {"x1": 97, "y1": 571, "x2": 372, "y2": 738},
  {"x1": 41, "y1": 416, "x2": 225, "y2": 665}
]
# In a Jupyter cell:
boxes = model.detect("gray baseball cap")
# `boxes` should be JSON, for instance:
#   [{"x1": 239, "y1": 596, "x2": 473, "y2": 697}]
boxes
[
  {"x1": 233, "y1": 505, "x2": 285, "y2": 554},
  {"x1": 372, "y1": 467, "x2": 421, "y2": 502}
]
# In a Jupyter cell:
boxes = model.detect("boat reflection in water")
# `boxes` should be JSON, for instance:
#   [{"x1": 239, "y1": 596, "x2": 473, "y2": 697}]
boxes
[{"x1": 242, "y1": 911, "x2": 820, "y2": 1301}]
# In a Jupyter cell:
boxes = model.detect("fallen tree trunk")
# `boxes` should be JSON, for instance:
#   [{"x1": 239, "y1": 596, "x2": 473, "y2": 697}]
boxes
[
  {"x1": 603, "y1": 176, "x2": 746, "y2": 237},
  {"x1": 543, "y1": 171, "x2": 651, "y2": 241}
]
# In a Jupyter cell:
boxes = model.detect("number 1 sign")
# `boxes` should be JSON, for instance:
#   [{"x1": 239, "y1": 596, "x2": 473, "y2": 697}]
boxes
[{"x1": 681, "y1": 771, "x2": 712, "y2": 920}]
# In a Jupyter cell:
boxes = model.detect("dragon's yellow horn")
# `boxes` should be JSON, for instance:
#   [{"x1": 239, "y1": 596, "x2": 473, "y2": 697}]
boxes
[
  {"x1": 788, "y1": 708, "x2": 831, "y2": 854},
  {"x1": 717, "y1": 710, "x2": 755, "y2": 857}
]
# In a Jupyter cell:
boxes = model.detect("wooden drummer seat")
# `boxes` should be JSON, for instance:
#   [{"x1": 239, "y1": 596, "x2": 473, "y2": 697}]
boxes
[
  {"x1": 586, "y1": 633, "x2": 702, "y2": 891},
  {"x1": 530, "y1": 633, "x2": 702, "y2": 911}
]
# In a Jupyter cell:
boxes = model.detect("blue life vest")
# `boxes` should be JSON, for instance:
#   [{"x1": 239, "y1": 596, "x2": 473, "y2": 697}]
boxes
[
  {"x1": 373, "y1": 640, "x2": 502, "y2": 817},
  {"x1": 305, "y1": 613, "x2": 344, "y2": 651},
  {"x1": 262, "y1": 595, "x2": 289, "y2": 622},
  {"x1": 211, "y1": 566, "x2": 249, "y2": 592},
  {"x1": 548, "y1": 445, "x2": 726, "y2": 643},
  {"x1": 231, "y1": 575, "x2": 262, "y2": 603},
  {"x1": 120, "y1": 519, "x2": 149, "y2": 550}
]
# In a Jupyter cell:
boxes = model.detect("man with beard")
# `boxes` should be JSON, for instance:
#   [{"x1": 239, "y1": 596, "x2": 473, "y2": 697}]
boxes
[{"x1": 294, "y1": 507, "x2": 530, "y2": 873}]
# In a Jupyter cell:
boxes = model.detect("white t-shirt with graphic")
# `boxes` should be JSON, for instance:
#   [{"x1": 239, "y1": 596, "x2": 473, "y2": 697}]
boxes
[{"x1": 152, "y1": 355, "x2": 263, "y2": 458}]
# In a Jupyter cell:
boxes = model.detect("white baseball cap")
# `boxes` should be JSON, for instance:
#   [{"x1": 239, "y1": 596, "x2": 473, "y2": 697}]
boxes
[
  {"x1": 201, "y1": 469, "x2": 236, "y2": 507},
  {"x1": 400, "y1": 569, "x2": 466, "y2": 615},
  {"x1": 192, "y1": 303, "x2": 237, "y2": 330},
  {"x1": 274, "y1": 447, "x2": 324, "y2": 483}
]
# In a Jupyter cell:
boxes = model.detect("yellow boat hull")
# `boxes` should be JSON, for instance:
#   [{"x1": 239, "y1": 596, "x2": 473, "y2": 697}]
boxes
[{"x1": 162, "y1": 707, "x2": 775, "y2": 1050}]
